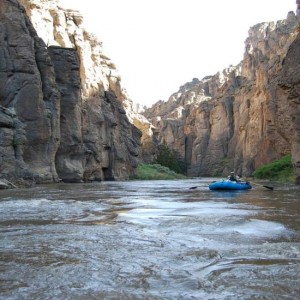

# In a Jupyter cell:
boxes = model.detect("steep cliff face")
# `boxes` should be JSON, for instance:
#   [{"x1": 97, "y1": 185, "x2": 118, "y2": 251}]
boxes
[
  {"x1": 0, "y1": 0, "x2": 142, "y2": 183},
  {"x1": 0, "y1": 0, "x2": 60, "y2": 183},
  {"x1": 276, "y1": 29, "x2": 300, "y2": 184},
  {"x1": 144, "y1": 12, "x2": 300, "y2": 182}
]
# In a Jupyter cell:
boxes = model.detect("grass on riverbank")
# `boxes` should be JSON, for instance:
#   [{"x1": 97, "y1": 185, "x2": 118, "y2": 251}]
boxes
[
  {"x1": 131, "y1": 164, "x2": 187, "y2": 180},
  {"x1": 253, "y1": 154, "x2": 295, "y2": 183}
]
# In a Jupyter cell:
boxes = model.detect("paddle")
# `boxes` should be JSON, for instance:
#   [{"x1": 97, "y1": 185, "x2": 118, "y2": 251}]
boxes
[
  {"x1": 189, "y1": 186, "x2": 200, "y2": 189},
  {"x1": 189, "y1": 181, "x2": 216, "y2": 189},
  {"x1": 242, "y1": 178, "x2": 274, "y2": 190},
  {"x1": 250, "y1": 181, "x2": 274, "y2": 190}
]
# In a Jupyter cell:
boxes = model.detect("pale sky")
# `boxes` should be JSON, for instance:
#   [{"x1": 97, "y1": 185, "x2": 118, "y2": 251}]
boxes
[{"x1": 59, "y1": 0, "x2": 296, "y2": 107}]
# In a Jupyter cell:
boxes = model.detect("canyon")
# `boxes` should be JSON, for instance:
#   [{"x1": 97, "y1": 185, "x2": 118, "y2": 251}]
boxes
[
  {"x1": 0, "y1": 0, "x2": 299, "y2": 185},
  {"x1": 143, "y1": 12, "x2": 300, "y2": 183}
]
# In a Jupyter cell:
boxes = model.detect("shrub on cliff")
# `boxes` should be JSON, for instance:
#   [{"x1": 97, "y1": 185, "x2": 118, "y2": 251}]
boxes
[
  {"x1": 253, "y1": 154, "x2": 295, "y2": 182},
  {"x1": 155, "y1": 144, "x2": 187, "y2": 175},
  {"x1": 131, "y1": 164, "x2": 186, "y2": 180}
]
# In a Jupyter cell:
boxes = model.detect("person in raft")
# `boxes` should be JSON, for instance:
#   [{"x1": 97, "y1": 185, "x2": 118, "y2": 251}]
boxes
[{"x1": 228, "y1": 172, "x2": 240, "y2": 182}]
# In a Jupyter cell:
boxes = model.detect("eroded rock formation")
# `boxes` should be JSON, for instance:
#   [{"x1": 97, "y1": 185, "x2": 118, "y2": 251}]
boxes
[
  {"x1": 276, "y1": 29, "x2": 300, "y2": 184},
  {"x1": 0, "y1": 0, "x2": 143, "y2": 183},
  {"x1": 0, "y1": 0, "x2": 60, "y2": 183},
  {"x1": 144, "y1": 12, "x2": 300, "y2": 182},
  {"x1": 2, "y1": 0, "x2": 299, "y2": 184}
]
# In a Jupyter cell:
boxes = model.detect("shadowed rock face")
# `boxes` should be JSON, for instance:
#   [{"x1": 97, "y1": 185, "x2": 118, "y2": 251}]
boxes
[
  {"x1": 0, "y1": 0, "x2": 142, "y2": 183},
  {"x1": 47, "y1": 46, "x2": 84, "y2": 182},
  {"x1": 276, "y1": 30, "x2": 300, "y2": 183},
  {"x1": 0, "y1": 0, "x2": 60, "y2": 183},
  {"x1": 144, "y1": 12, "x2": 300, "y2": 181}
]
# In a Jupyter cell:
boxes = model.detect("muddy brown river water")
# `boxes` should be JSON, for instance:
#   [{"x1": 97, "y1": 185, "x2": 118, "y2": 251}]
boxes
[{"x1": 0, "y1": 178, "x2": 299, "y2": 299}]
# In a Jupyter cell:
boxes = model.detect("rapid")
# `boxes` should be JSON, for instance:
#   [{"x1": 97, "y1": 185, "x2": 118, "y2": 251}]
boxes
[{"x1": 0, "y1": 178, "x2": 299, "y2": 299}]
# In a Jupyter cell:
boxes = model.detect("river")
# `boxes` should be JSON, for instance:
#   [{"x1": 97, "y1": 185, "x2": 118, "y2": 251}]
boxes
[{"x1": 0, "y1": 178, "x2": 299, "y2": 299}]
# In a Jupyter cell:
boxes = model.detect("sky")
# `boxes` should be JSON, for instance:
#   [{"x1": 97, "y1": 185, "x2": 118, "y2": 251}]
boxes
[{"x1": 59, "y1": 0, "x2": 296, "y2": 107}]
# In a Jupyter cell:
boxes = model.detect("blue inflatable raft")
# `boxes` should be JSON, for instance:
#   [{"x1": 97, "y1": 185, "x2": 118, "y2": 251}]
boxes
[{"x1": 209, "y1": 180, "x2": 252, "y2": 190}]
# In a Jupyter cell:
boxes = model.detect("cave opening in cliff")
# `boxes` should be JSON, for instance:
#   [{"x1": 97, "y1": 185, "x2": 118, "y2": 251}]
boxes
[{"x1": 102, "y1": 167, "x2": 115, "y2": 181}]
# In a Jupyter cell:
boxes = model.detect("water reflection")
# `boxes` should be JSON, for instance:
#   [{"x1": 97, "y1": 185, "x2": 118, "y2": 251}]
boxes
[{"x1": 0, "y1": 179, "x2": 299, "y2": 299}]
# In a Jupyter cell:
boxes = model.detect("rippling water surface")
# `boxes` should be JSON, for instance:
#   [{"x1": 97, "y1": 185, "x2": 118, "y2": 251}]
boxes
[{"x1": 0, "y1": 178, "x2": 300, "y2": 299}]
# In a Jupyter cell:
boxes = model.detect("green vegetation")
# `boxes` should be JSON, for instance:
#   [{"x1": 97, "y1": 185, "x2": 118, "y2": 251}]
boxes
[
  {"x1": 253, "y1": 154, "x2": 295, "y2": 182},
  {"x1": 155, "y1": 144, "x2": 187, "y2": 175},
  {"x1": 131, "y1": 164, "x2": 187, "y2": 180}
]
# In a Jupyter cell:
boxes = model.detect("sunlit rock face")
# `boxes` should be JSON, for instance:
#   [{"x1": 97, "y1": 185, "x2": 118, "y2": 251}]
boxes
[
  {"x1": 0, "y1": 0, "x2": 143, "y2": 183},
  {"x1": 276, "y1": 29, "x2": 300, "y2": 183},
  {"x1": 144, "y1": 12, "x2": 300, "y2": 179}
]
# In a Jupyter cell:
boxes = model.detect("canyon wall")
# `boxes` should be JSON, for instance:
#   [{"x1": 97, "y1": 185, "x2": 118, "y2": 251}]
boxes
[
  {"x1": 0, "y1": 0, "x2": 143, "y2": 183},
  {"x1": 144, "y1": 12, "x2": 300, "y2": 183},
  {"x1": 2, "y1": 0, "x2": 299, "y2": 184}
]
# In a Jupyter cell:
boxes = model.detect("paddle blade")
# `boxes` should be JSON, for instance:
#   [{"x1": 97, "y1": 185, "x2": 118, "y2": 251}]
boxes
[
  {"x1": 263, "y1": 185, "x2": 274, "y2": 190},
  {"x1": 189, "y1": 186, "x2": 198, "y2": 189}
]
